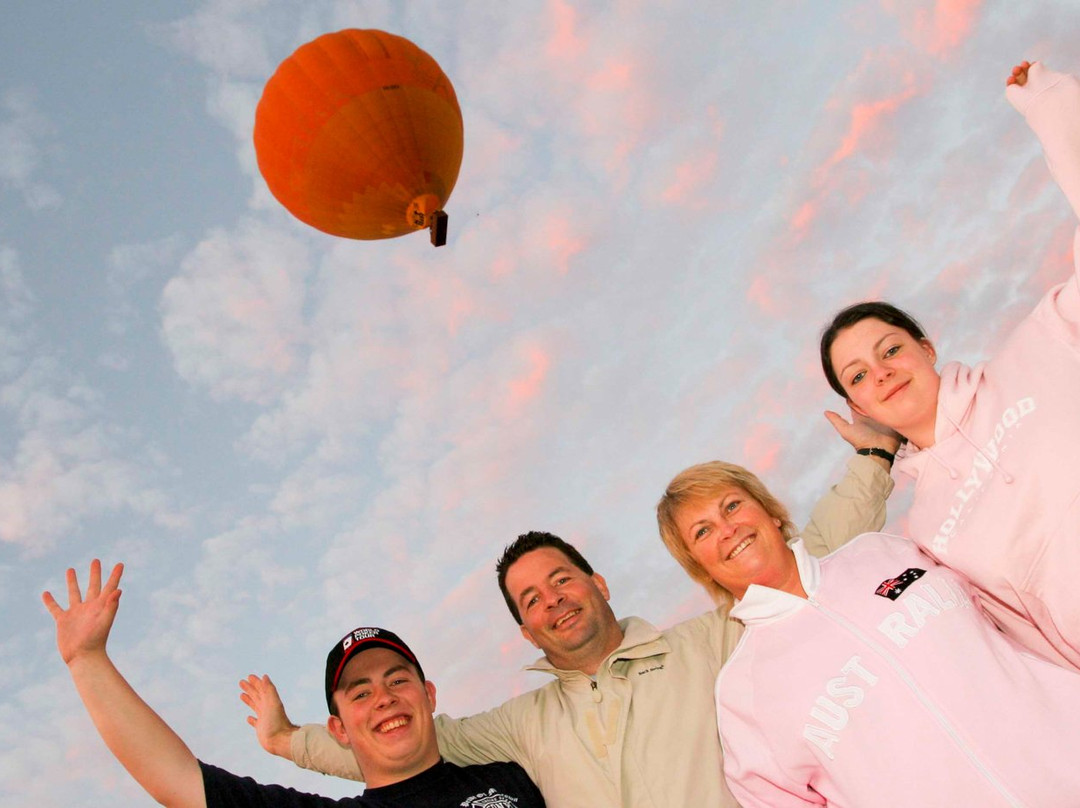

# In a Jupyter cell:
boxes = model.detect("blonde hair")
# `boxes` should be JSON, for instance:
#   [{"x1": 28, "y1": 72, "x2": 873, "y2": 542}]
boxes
[{"x1": 656, "y1": 461, "x2": 796, "y2": 606}]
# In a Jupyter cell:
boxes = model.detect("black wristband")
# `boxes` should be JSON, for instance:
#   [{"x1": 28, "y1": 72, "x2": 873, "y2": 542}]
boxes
[{"x1": 856, "y1": 447, "x2": 895, "y2": 466}]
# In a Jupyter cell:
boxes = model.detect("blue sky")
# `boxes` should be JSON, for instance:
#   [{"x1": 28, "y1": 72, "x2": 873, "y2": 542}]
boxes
[{"x1": 4, "y1": 1, "x2": 1080, "y2": 804}]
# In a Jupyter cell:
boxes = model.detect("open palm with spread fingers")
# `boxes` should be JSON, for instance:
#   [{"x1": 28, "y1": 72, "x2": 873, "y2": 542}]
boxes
[{"x1": 43, "y1": 559, "x2": 125, "y2": 665}]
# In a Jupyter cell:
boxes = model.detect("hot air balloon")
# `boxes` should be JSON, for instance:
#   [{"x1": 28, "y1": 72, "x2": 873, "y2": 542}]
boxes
[{"x1": 254, "y1": 29, "x2": 464, "y2": 247}]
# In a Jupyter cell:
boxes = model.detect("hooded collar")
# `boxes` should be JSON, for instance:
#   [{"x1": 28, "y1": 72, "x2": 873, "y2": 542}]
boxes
[{"x1": 893, "y1": 360, "x2": 1014, "y2": 484}]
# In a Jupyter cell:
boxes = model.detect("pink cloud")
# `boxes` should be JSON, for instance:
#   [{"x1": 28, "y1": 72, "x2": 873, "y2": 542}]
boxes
[
  {"x1": 822, "y1": 77, "x2": 919, "y2": 171},
  {"x1": 415, "y1": 271, "x2": 479, "y2": 338},
  {"x1": 741, "y1": 422, "x2": 783, "y2": 473},
  {"x1": 544, "y1": 216, "x2": 586, "y2": 275},
  {"x1": 786, "y1": 66, "x2": 923, "y2": 243},
  {"x1": 587, "y1": 59, "x2": 632, "y2": 92},
  {"x1": 545, "y1": 0, "x2": 586, "y2": 60},
  {"x1": 746, "y1": 275, "x2": 783, "y2": 317},
  {"x1": 490, "y1": 254, "x2": 517, "y2": 281},
  {"x1": 505, "y1": 347, "x2": 552, "y2": 414},
  {"x1": 790, "y1": 200, "x2": 818, "y2": 236},
  {"x1": 660, "y1": 150, "x2": 719, "y2": 209},
  {"x1": 886, "y1": 0, "x2": 984, "y2": 58},
  {"x1": 928, "y1": 0, "x2": 983, "y2": 55},
  {"x1": 934, "y1": 259, "x2": 976, "y2": 292}
]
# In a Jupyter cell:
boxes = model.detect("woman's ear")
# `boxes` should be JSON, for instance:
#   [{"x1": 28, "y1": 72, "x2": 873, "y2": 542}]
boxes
[
  {"x1": 920, "y1": 339, "x2": 936, "y2": 363},
  {"x1": 847, "y1": 398, "x2": 869, "y2": 418}
]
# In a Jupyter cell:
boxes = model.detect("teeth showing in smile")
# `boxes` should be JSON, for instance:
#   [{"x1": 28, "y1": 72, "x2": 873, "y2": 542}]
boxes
[
  {"x1": 376, "y1": 716, "x2": 409, "y2": 733},
  {"x1": 554, "y1": 609, "x2": 580, "y2": 628},
  {"x1": 726, "y1": 535, "x2": 755, "y2": 560}
]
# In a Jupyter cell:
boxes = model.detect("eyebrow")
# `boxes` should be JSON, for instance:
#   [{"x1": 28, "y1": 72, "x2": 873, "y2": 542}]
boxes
[
  {"x1": 839, "y1": 331, "x2": 901, "y2": 378},
  {"x1": 682, "y1": 490, "x2": 742, "y2": 534},
  {"x1": 517, "y1": 565, "x2": 573, "y2": 608},
  {"x1": 340, "y1": 663, "x2": 412, "y2": 694}
]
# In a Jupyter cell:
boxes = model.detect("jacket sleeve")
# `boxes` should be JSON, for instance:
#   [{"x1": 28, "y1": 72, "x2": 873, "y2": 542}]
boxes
[
  {"x1": 290, "y1": 708, "x2": 522, "y2": 781},
  {"x1": 290, "y1": 724, "x2": 362, "y2": 780},
  {"x1": 1008, "y1": 62, "x2": 1080, "y2": 344},
  {"x1": 431, "y1": 709, "x2": 522, "y2": 767},
  {"x1": 799, "y1": 454, "x2": 894, "y2": 557}
]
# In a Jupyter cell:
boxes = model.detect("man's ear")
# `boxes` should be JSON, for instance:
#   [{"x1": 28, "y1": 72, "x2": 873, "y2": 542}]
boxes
[
  {"x1": 592, "y1": 572, "x2": 611, "y2": 601},
  {"x1": 327, "y1": 713, "x2": 349, "y2": 747},
  {"x1": 519, "y1": 623, "x2": 541, "y2": 650},
  {"x1": 424, "y1": 680, "x2": 437, "y2": 712}
]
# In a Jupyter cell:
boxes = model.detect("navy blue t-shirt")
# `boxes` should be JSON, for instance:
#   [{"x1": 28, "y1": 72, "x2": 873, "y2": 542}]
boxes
[{"x1": 200, "y1": 759, "x2": 545, "y2": 807}]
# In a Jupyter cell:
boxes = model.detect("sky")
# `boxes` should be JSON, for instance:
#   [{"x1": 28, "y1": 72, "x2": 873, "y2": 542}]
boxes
[{"x1": 3, "y1": 1, "x2": 1079, "y2": 804}]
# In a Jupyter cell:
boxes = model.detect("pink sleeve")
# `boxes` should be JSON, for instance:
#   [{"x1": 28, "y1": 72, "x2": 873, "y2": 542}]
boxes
[
  {"x1": 1007, "y1": 62, "x2": 1080, "y2": 342},
  {"x1": 1008, "y1": 62, "x2": 1080, "y2": 222}
]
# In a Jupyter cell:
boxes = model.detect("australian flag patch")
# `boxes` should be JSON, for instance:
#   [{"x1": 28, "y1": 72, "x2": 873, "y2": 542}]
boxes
[{"x1": 874, "y1": 568, "x2": 926, "y2": 600}]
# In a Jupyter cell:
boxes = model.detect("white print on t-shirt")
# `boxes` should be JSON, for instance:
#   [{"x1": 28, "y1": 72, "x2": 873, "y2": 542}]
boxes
[
  {"x1": 929, "y1": 397, "x2": 1035, "y2": 555},
  {"x1": 802, "y1": 655, "x2": 879, "y2": 760},
  {"x1": 460, "y1": 788, "x2": 520, "y2": 807},
  {"x1": 876, "y1": 577, "x2": 973, "y2": 648}
]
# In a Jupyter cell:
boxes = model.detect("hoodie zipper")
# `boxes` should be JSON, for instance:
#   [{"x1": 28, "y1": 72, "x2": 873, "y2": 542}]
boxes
[{"x1": 807, "y1": 595, "x2": 1024, "y2": 807}]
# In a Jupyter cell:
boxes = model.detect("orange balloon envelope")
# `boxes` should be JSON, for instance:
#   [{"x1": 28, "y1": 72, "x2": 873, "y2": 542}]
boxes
[{"x1": 254, "y1": 29, "x2": 464, "y2": 245}]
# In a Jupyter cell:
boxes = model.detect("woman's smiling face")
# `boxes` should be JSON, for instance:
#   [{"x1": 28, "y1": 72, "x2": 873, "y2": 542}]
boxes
[
  {"x1": 829, "y1": 317, "x2": 941, "y2": 445},
  {"x1": 675, "y1": 485, "x2": 802, "y2": 600}
]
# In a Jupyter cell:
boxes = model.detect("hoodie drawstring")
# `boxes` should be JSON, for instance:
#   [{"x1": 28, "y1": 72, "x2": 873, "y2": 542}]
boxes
[{"x1": 924, "y1": 413, "x2": 1016, "y2": 484}]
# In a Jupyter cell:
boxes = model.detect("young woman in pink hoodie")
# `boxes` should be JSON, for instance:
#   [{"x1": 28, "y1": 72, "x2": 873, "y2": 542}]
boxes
[
  {"x1": 657, "y1": 459, "x2": 1080, "y2": 807},
  {"x1": 820, "y1": 61, "x2": 1080, "y2": 671}
]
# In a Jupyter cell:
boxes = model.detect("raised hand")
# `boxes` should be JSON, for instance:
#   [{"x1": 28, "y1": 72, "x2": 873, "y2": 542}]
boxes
[
  {"x1": 42, "y1": 559, "x2": 124, "y2": 666},
  {"x1": 240, "y1": 673, "x2": 303, "y2": 758},
  {"x1": 1007, "y1": 61, "x2": 1031, "y2": 88},
  {"x1": 824, "y1": 406, "x2": 902, "y2": 454}
]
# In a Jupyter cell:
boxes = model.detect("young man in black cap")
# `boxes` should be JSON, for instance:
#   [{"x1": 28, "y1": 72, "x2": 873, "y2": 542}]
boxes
[{"x1": 42, "y1": 559, "x2": 545, "y2": 808}]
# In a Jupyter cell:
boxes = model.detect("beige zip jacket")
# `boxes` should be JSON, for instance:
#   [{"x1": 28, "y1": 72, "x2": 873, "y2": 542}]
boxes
[{"x1": 290, "y1": 455, "x2": 892, "y2": 807}]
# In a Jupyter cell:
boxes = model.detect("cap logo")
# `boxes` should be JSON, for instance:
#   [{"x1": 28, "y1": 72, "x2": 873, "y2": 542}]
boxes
[{"x1": 342, "y1": 628, "x2": 382, "y2": 652}]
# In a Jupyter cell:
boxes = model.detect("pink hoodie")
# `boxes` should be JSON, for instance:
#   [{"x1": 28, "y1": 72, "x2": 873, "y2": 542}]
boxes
[
  {"x1": 717, "y1": 535, "x2": 1080, "y2": 807},
  {"x1": 893, "y1": 63, "x2": 1080, "y2": 670}
]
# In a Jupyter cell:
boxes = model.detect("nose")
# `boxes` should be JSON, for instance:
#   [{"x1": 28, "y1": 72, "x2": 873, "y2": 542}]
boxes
[
  {"x1": 715, "y1": 513, "x2": 739, "y2": 540},
  {"x1": 373, "y1": 685, "x2": 398, "y2": 710},
  {"x1": 542, "y1": 587, "x2": 565, "y2": 610},
  {"x1": 873, "y1": 363, "x2": 894, "y2": 384}
]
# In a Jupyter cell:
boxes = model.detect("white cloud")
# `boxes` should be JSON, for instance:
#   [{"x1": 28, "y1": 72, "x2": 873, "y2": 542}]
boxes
[
  {"x1": 0, "y1": 355, "x2": 182, "y2": 553},
  {"x1": 0, "y1": 246, "x2": 35, "y2": 375},
  {"x1": 0, "y1": 88, "x2": 61, "y2": 211},
  {"x1": 153, "y1": 0, "x2": 275, "y2": 80},
  {"x1": 105, "y1": 236, "x2": 184, "y2": 337},
  {"x1": 160, "y1": 217, "x2": 312, "y2": 403}
]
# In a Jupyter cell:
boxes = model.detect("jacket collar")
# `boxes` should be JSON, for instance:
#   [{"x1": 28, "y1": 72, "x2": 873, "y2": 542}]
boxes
[
  {"x1": 525, "y1": 616, "x2": 670, "y2": 678},
  {"x1": 729, "y1": 539, "x2": 817, "y2": 625}
]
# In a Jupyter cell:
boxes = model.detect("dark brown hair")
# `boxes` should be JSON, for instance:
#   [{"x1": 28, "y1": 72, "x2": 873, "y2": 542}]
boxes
[
  {"x1": 820, "y1": 302, "x2": 929, "y2": 397},
  {"x1": 496, "y1": 531, "x2": 594, "y2": 624}
]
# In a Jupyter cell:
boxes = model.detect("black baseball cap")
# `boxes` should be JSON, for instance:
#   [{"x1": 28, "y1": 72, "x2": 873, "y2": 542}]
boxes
[{"x1": 324, "y1": 627, "x2": 425, "y2": 712}]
